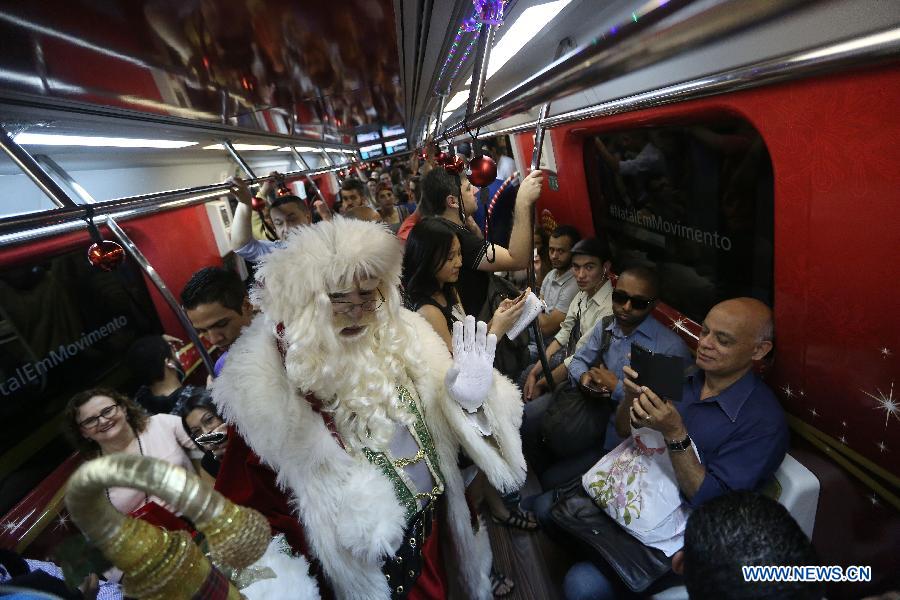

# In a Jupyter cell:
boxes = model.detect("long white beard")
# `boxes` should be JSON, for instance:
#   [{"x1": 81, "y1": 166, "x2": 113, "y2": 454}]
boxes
[{"x1": 282, "y1": 304, "x2": 419, "y2": 451}]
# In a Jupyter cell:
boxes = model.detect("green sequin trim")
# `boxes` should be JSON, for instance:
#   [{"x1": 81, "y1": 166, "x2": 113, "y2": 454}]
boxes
[
  {"x1": 362, "y1": 447, "x2": 418, "y2": 519},
  {"x1": 359, "y1": 384, "x2": 445, "y2": 521}
]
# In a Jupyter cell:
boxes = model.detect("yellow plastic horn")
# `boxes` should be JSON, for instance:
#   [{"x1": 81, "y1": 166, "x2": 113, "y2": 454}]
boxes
[{"x1": 65, "y1": 454, "x2": 271, "y2": 599}]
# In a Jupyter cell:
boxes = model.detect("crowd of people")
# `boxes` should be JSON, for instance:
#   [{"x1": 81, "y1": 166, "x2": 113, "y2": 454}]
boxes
[{"x1": 31, "y1": 144, "x2": 843, "y2": 600}]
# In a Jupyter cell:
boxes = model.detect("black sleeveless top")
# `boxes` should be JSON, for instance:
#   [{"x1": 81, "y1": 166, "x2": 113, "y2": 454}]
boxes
[{"x1": 410, "y1": 296, "x2": 459, "y2": 334}]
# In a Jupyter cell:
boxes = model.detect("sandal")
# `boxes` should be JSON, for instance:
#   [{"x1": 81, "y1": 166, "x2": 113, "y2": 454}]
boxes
[
  {"x1": 491, "y1": 507, "x2": 539, "y2": 531},
  {"x1": 491, "y1": 569, "x2": 515, "y2": 598}
]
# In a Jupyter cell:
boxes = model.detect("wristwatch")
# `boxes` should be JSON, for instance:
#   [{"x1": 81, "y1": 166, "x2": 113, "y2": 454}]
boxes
[{"x1": 666, "y1": 434, "x2": 692, "y2": 453}]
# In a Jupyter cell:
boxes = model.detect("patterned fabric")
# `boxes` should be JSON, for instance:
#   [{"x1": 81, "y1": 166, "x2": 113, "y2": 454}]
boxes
[{"x1": 12, "y1": 559, "x2": 125, "y2": 600}]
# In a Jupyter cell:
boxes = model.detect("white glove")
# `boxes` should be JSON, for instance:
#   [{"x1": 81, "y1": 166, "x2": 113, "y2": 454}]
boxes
[
  {"x1": 445, "y1": 316, "x2": 497, "y2": 412},
  {"x1": 505, "y1": 291, "x2": 546, "y2": 340}
]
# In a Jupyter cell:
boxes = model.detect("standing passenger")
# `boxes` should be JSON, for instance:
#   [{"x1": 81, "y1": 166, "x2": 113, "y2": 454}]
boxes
[{"x1": 181, "y1": 267, "x2": 253, "y2": 376}]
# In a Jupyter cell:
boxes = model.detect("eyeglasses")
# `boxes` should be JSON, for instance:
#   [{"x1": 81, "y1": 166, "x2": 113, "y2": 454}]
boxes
[
  {"x1": 78, "y1": 404, "x2": 120, "y2": 429},
  {"x1": 330, "y1": 288, "x2": 385, "y2": 314},
  {"x1": 611, "y1": 290, "x2": 655, "y2": 310}
]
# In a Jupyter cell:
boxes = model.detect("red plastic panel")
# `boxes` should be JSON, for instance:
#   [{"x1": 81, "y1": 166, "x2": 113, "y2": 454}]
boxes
[{"x1": 515, "y1": 65, "x2": 900, "y2": 594}]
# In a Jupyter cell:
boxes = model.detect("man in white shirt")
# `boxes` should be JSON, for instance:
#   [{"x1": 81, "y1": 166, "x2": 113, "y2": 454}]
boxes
[{"x1": 523, "y1": 237, "x2": 614, "y2": 401}]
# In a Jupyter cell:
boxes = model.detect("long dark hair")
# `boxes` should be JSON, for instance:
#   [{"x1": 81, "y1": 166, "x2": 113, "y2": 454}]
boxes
[
  {"x1": 402, "y1": 218, "x2": 460, "y2": 309},
  {"x1": 177, "y1": 389, "x2": 220, "y2": 447}
]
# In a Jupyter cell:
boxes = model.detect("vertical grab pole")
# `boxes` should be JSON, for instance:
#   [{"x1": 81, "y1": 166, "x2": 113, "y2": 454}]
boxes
[
  {"x1": 33, "y1": 154, "x2": 217, "y2": 377},
  {"x1": 528, "y1": 39, "x2": 572, "y2": 390},
  {"x1": 528, "y1": 103, "x2": 555, "y2": 389}
]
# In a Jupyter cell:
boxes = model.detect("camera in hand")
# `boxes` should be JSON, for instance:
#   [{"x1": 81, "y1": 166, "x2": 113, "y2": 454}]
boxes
[{"x1": 630, "y1": 343, "x2": 684, "y2": 403}]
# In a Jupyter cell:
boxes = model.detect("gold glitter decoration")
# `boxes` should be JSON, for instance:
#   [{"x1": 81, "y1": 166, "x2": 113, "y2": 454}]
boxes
[{"x1": 66, "y1": 454, "x2": 270, "y2": 599}]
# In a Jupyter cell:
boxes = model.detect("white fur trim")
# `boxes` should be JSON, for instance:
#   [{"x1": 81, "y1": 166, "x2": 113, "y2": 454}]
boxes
[
  {"x1": 243, "y1": 535, "x2": 320, "y2": 600},
  {"x1": 212, "y1": 308, "x2": 526, "y2": 599}
]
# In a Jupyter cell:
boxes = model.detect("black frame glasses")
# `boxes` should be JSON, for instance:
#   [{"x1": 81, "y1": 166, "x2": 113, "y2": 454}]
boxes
[
  {"x1": 611, "y1": 290, "x2": 655, "y2": 310},
  {"x1": 78, "y1": 404, "x2": 120, "y2": 429}
]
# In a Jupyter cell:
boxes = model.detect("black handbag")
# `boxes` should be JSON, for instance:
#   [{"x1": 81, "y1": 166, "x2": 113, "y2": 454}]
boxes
[
  {"x1": 550, "y1": 485, "x2": 672, "y2": 593},
  {"x1": 540, "y1": 381, "x2": 612, "y2": 458},
  {"x1": 539, "y1": 315, "x2": 616, "y2": 458}
]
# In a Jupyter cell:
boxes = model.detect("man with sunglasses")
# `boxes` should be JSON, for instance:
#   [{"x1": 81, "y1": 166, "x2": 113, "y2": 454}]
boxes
[{"x1": 568, "y1": 266, "x2": 693, "y2": 452}]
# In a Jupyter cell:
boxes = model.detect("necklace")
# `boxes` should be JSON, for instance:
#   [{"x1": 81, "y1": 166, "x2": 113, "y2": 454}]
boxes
[{"x1": 102, "y1": 427, "x2": 150, "y2": 508}]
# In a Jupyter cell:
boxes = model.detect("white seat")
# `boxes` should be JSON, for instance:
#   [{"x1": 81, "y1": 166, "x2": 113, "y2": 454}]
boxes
[{"x1": 650, "y1": 453, "x2": 819, "y2": 600}]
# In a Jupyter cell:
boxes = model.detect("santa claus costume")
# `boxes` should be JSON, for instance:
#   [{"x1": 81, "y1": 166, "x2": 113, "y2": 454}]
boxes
[{"x1": 212, "y1": 218, "x2": 527, "y2": 599}]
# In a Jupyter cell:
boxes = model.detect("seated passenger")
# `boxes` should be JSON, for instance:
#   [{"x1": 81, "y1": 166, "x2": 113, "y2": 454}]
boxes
[
  {"x1": 674, "y1": 491, "x2": 823, "y2": 600},
  {"x1": 228, "y1": 174, "x2": 312, "y2": 262},
  {"x1": 522, "y1": 266, "x2": 693, "y2": 490},
  {"x1": 179, "y1": 392, "x2": 227, "y2": 478},
  {"x1": 402, "y1": 218, "x2": 527, "y2": 350},
  {"x1": 536, "y1": 224, "x2": 581, "y2": 339},
  {"x1": 523, "y1": 237, "x2": 614, "y2": 404},
  {"x1": 418, "y1": 166, "x2": 543, "y2": 316},
  {"x1": 181, "y1": 267, "x2": 254, "y2": 376},
  {"x1": 126, "y1": 334, "x2": 207, "y2": 415},
  {"x1": 64, "y1": 388, "x2": 199, "y2": 515},
  {"x1": 558, "y1": 297, "x2": 788, "y2": 600}
]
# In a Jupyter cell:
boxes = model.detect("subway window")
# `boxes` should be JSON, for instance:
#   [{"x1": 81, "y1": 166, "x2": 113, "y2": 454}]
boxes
[{"x1": 584, "y1": 120, "x2": 774, "y2": 323}]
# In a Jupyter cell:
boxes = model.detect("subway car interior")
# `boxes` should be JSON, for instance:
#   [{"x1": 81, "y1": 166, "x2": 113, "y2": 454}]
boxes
[{"x1": 0, "y1": 0, "x2": 898, "y2": 598}]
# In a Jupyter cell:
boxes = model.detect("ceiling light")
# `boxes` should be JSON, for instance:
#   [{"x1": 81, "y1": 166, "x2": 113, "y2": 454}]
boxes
[
  {"x1": 14, "y1": 133, "x2": 198, "y2": 149},
  {"x1": 202, "y1": 143, "x2": 280, "y2": 151},
  {"x1": 465, "y1": 0, "x2": 574, "y2": 85},
  {"x1": 294, "y1": 146, "x2": 324, "y2": 153}
]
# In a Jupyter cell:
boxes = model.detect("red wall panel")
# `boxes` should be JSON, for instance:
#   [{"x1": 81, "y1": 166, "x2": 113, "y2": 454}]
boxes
[{"x1": 514, "y1": 64, "x2": 900, "y2": 596}]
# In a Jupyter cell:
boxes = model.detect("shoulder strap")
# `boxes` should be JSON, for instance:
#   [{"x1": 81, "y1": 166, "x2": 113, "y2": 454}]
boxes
[{"x1": 597, "y1": 315, "x2": 617, "y2": 360}]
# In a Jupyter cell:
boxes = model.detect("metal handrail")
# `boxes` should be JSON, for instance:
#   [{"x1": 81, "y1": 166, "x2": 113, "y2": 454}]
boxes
[
  {"x1": 0, "y1": 151, "x2": 412, "y2": 247},
  {"x1": 0, "y1": 92, "x2": 356, "y2": 153},
  {"x1": 441, "y1": 0, "x2": 813, "y2": 141},
  {"x1": 0, "y1": 163, "x2": 345, "y2": 245},
  {"x1": 447, "y1": 25, "x2": 900, "y2": 142}
]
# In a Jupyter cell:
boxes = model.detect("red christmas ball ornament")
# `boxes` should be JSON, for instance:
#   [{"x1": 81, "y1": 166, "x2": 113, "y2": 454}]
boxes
[
  {"x1": 251, "y1": 196, "x2": 267, "y2": 211},
  {"x1": 434, "y1": 151, "x2": 449, "y2": 166},
  {"x1": 467, "y1": 155, "x2": 497, "y2": 187},
  {"x1": 87, "y1": 240, "x2": 125, "y2": 272}
]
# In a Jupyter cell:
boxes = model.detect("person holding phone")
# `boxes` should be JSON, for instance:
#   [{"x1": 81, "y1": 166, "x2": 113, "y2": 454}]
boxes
[
  {"x1": 403, "y1": 218, "x2": 528, "y2": 352},
  {"x1": 555, "y1": 297, "x2": 789, "y2": 600},
  {"x1": 569, "y1": 266, "x2": 693, "y2": 452}
]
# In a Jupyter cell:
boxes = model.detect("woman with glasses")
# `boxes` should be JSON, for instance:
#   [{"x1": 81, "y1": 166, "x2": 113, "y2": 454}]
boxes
[
  {"x1": 402, "y1": 218, "x2": 528, "y2": 352},
  {"x1": 63, "y1": 387, "x2": 199, "y2": 514},
  {"x1": 179, "y1": 391, "x2": 227, "y2": 477}
]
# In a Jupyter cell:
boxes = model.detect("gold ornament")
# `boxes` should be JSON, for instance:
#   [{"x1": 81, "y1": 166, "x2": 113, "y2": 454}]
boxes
[{"x1": 66, "y1": 454, "x2": 271, "y2": 599}]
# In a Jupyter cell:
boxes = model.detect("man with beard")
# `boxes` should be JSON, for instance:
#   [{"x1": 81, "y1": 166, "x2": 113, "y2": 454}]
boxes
[
  {"x1": 212, "y1": 217, "x2": 527, "y2": 599},
  {"x1": 536, "y1": 225, "x2": 581, "y2": 338}
]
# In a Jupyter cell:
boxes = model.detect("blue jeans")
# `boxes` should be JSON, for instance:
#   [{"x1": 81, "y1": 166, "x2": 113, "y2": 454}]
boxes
[{"x1": 564, "y1": 561, "x2": 617, "y2": 600}]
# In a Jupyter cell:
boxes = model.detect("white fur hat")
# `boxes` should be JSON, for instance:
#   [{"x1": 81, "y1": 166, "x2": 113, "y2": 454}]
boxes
[{"x1": 251, "y1": 217, "x2": 403, "y2": 328}]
